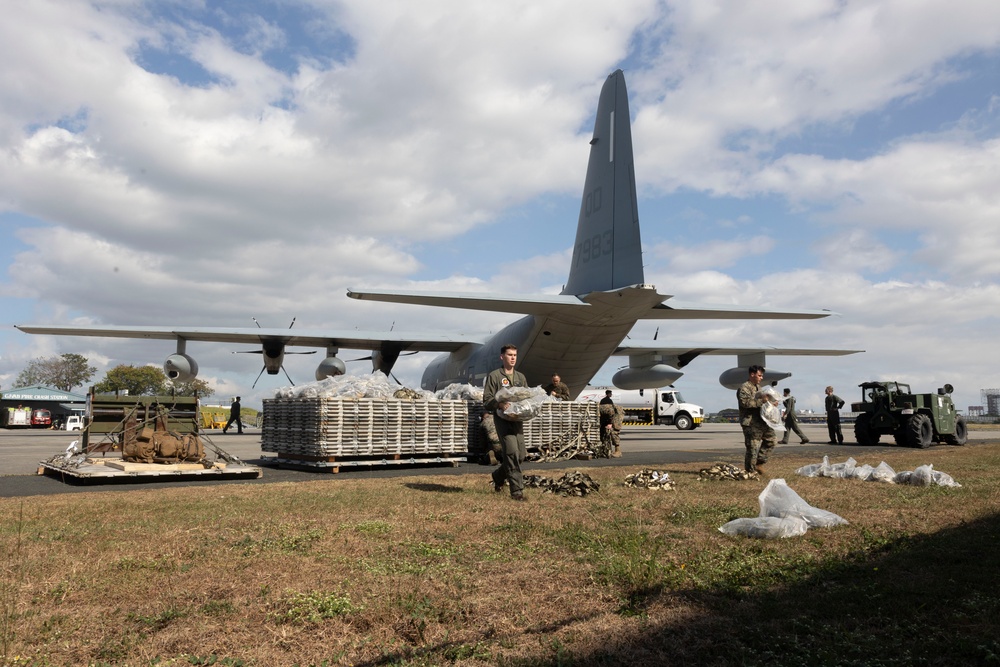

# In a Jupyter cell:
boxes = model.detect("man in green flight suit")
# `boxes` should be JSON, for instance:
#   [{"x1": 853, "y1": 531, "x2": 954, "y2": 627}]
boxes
[
  {"x1": 780, "y1": 387, "x2": 810, "y2": 444},
  {"x1": 482, "y1": 344, "x2": 529, "y2": 501},
  {"x1": 825, "y1": 385, "x2": 845, "y2": 444}
]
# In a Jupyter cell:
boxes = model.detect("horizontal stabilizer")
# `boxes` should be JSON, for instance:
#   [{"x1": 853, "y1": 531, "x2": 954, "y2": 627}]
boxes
[{"x1": 347, "y1": 288, "x2": 590, "y2": 316}]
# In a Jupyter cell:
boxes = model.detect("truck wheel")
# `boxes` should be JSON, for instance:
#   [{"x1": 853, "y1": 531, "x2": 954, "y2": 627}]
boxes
[
  {"x1": 943, "y1": 416, "x2": 968, "y2": 446},
  {"x1": 853, "y1": 414, "x2": 880, "y2": 446},
  {"x1": 674, "y1": 414, "x2": 693, "y2": 430},
  {"x1": 906, "y1": 414, "x2": 933, "y2": 448}
]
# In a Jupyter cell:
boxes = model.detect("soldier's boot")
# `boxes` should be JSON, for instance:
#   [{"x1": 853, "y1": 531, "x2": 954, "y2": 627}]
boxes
[{"x1": 612, "y1": 445, "x2": 622, "y2": 458}]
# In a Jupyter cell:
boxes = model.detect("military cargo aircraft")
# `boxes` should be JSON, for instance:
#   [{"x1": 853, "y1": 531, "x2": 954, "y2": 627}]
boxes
[{"x1": 16, "y1": 70, "x2": 860, "y2": 397}]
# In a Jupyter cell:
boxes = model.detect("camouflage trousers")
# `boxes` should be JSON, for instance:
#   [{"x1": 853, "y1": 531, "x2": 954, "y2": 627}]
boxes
[
  {"x1": 599, "y1": 424, "x2": 619, "y2": 456},
  {"x1": 742, "y1": 420, "x2": 776, "y2": 472},
  {"x1": 491, "y1": 417, "x2": 526, "y2": 496}
]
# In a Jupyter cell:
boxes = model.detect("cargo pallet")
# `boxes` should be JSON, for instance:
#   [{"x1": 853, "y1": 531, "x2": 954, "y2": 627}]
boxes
[
  {"x1": 39, "y1": 456, "x2": 263, "y2": 482},
  {"x1": 39, "y1": 390, "x2": 261, "y2": 483},
  {"x1": 260, "y1": 396, "x2": 600, "y2": 471},
  {"x1": 264, "y1": 452, "x2": 466, "y2": 473}
]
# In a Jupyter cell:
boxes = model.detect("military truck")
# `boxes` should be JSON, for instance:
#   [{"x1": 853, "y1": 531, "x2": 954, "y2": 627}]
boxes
[{"x1": 851, "y1": 381, "x2": 967, "y2": 448}]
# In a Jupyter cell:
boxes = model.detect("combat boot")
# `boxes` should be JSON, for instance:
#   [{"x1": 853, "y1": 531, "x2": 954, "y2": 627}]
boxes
[{"x1": 612, "y1": 445, "x2": 622, "y2": 458}]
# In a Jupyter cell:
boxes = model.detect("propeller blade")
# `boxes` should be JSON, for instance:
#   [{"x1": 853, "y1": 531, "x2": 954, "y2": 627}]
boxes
[
  {"x1": 281, "y1": 365, "x2": 296, "y2": 386},
  {"x1": 251, "y1": 365, "x2": 267, "y2": 389}
]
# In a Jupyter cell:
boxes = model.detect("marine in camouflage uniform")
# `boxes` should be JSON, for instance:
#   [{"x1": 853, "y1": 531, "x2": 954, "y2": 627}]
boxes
[
  {"x1": 609, "y1": 404, "x2": 624, "y2": 457},
  {"x1": 737, "y1": 365, "x2": 776, "y2": 473},
  {"x1": 482, "y1": 345, "x2": 529, "y2": 500},
  {"x1": 544, "y1": 373, "x2": 571, "y2": 401}
]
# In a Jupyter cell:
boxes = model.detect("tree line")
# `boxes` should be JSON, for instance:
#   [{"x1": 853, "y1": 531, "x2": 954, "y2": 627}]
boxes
[{"x1": 12, "y1": 353, "x2": 215, "y2": 398}]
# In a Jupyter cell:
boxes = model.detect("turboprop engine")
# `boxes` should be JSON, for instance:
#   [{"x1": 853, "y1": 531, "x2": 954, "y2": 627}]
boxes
[
  {"x1": 612, "y1": 364, "x2": 684, "y2": 391},
  {"x1": 315, "y1": 355, "x2": 346, "y2": 380},
  {"x1": 163, "y1": 353, "x2": 199, "y2": 383},
  {"x1": 719, "y1": 367, "x2": 791, "y2": 390}
]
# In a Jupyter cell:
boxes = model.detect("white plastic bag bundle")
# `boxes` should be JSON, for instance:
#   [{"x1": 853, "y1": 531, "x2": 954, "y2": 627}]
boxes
[
  {"x1": 759, "y1": 478, "x2": 849, "y2": 528},
  {"x1": 894, "y1": 464, "x2": 962, "y2": 488},
  {"x1": 435, "y1": 383, "x2": 483, "y2": 401},
  {"x1": 275, "y1": 372, "x2": 402, "y2": 399},
  {"x1": 820, "y1": 457, "x2": 857, "y2": 479},
  {"x1": 719, "y1": 479, "x2": 847, "y2": 539},
  {"x1": 496, "y1": 386, "x2": 551, "y2": 422},
  {"x1": 795, "y1": 455, "x2": 830, "y2": 477},
  {"x1": 869, "y1": 461, "x2": 897, "y2": 483},
  {"x1": 930, "y1": 469, "x2": 961, "y2": 488},
  {"x1": 853, "y1": 463, "x2": 875, "y2": 480},
  {"x1": 759, "y1": 385, "x2": 785, "y2": 432},
  {"x1": 719, "y1": 515, "x2": 809, "y2": 539}
]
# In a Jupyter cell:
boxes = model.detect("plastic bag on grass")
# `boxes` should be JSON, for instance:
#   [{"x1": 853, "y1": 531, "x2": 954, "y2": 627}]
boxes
[
  {"x1": 795, "y1": 456, "x2": 857, "y2": 479},
  {"x1": 759, "y1": 478, "x2": 848, "y2": 528},
  {"x1": 869, "y1": 461, "x2": 897, "y2": 483},
  {"x1": 795, "y1": 455, "x2": 830, "y2": 478},
  {"x1": 718, "y1": 479, "x2": 847, "y2": 539},
  {"x1": 853, "y1": 463, "x2": 875, "y2": 481},
  {"x1": 719, "y1": 515, "x2": 809, "y2": 539},
  {"x1": 819, "y1": 457, "x2": 857, "y2": 479},
  {"x1": 894, "y1": 464, "x2": 961, "y2": 488}
]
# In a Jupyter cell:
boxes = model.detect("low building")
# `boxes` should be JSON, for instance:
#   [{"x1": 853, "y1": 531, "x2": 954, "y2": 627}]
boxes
[{"x1": 0, "y1": 385, "x2": 87, "y2": 428}]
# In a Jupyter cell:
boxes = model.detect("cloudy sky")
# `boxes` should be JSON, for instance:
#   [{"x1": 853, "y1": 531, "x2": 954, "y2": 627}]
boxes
[{"x1": 2, "y1": 0, "x2": 999, "y2": 415}]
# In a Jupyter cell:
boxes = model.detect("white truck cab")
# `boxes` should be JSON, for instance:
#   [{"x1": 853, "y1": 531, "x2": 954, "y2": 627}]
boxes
[{"x1": 578, "y1": 386, "x2": 704, "y2": 430}]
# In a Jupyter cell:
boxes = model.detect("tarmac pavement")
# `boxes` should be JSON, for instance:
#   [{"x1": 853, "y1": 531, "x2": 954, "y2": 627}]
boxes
[{"x1": 1, "y1": 422, "x2": 995, "y2": 498}]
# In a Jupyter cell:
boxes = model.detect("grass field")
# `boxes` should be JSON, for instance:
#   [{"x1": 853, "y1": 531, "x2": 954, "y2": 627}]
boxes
[{"x1": 3, "y1": 441, "x2": 999, "y2": 666}]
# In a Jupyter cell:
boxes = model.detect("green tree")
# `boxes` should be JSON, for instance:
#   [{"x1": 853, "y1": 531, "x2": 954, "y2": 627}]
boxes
[
  {"x1": 15, "y1": 353, "x2": 97, "y2": 392},
  {"x1": 93, "y1": 365, "x2": 169, "y2": 396},
  {"x1": 92, "y1": 365, "x2": 216, "y2": 398},
  {"x1": 172, "y1": 377, "x2": 215, "y2": 399}
]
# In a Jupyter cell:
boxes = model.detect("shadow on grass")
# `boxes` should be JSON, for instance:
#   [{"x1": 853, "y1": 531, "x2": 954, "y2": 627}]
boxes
[
  {"x1": 569, "y1": 510, "x2": 1000, "y2": 666},
  {"x1": 403, "y1": 482, "x2": 464, "y2": 493},
  {"x1": 351, "y1": 511, "x2": 1000, "y2": 666}
]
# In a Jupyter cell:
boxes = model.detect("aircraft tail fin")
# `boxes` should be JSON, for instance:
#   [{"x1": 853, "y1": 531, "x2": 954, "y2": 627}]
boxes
[{"x1": 562, "y1": 70, "x2": 644, "y2": 296}]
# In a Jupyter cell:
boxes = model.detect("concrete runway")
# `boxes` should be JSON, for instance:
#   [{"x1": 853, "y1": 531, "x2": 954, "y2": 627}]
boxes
[{"x1": 1, "y1": 422, "x2": 995, "y2": 498}]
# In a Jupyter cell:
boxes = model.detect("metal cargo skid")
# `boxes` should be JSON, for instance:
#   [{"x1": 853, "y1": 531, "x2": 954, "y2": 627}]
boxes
[{"x1": 39, "y1": 390, "x2": 261, "y2": 482}]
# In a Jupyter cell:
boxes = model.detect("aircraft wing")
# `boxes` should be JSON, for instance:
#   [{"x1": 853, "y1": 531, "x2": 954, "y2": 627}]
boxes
[
  {"x1": 645, "y1": 299, "x2": 836, "y2": 320},
  {"x1": 14, "y1": 324, "x2": 481, "y2": 352}
]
